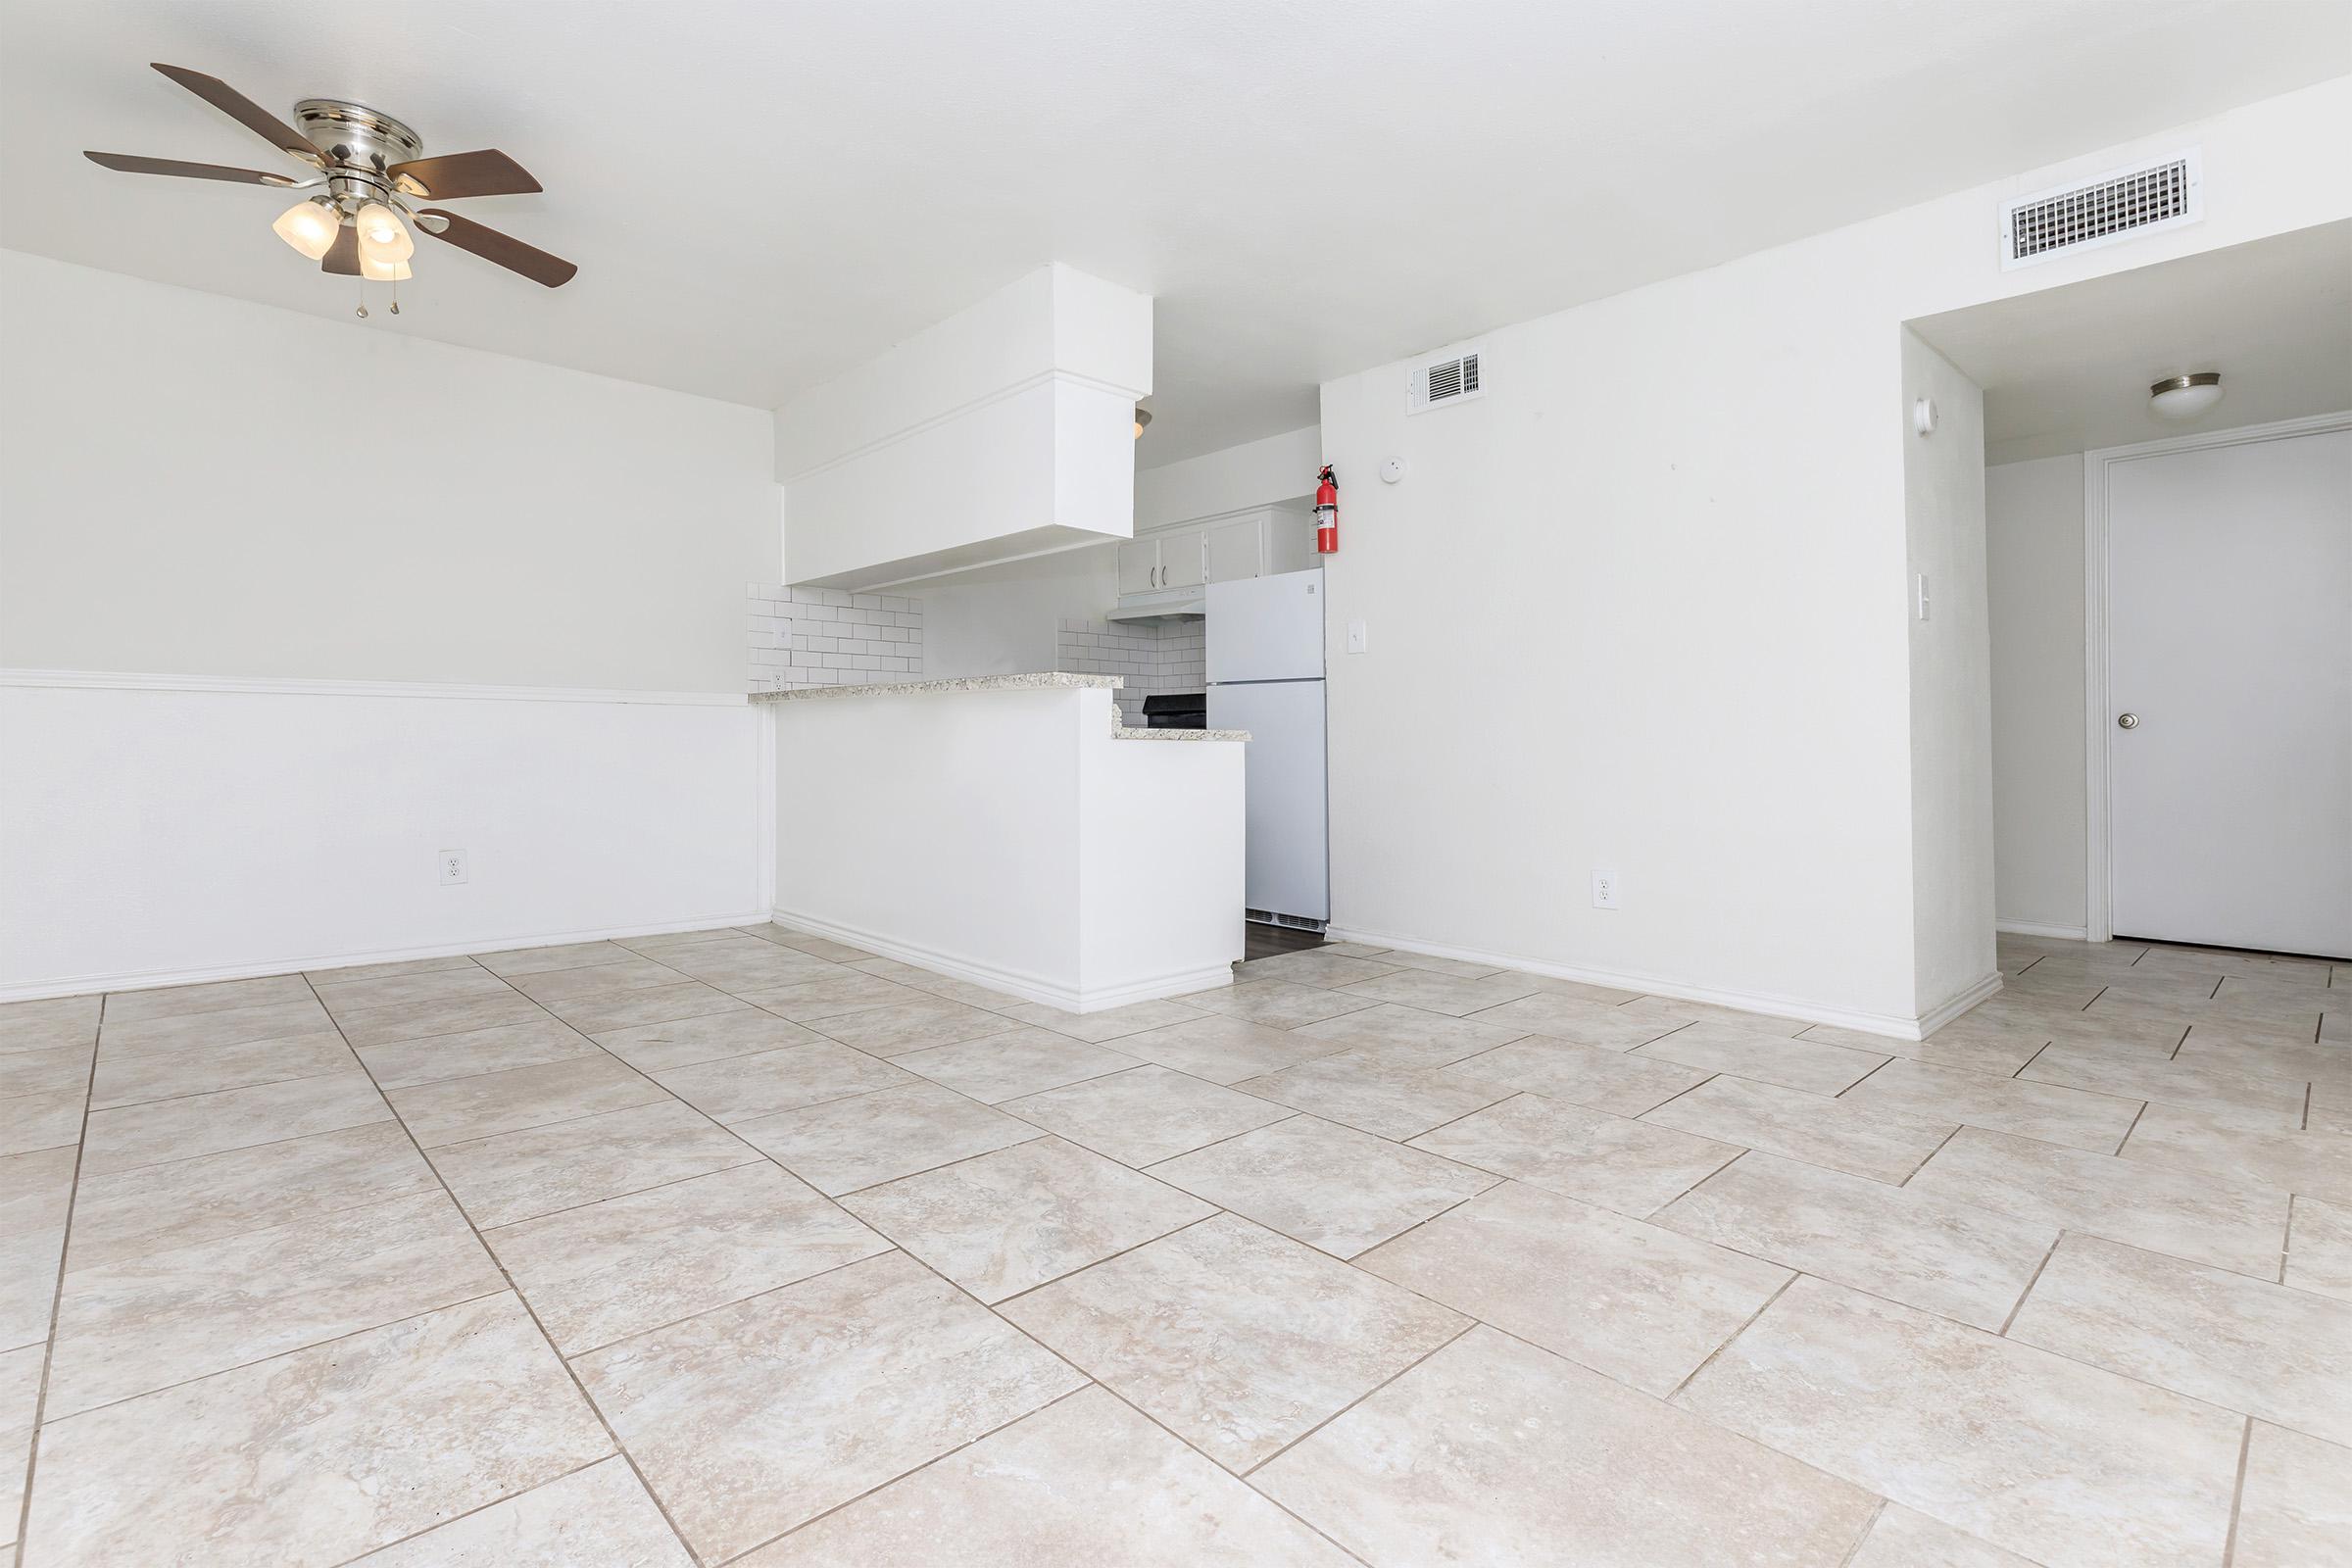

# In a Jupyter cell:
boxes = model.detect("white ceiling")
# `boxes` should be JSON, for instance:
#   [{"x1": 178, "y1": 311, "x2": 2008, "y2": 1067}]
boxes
[
  {"x1": 4, "y1": 2, "x2": 2346, "y2": 465},
  {"x1": 1914, "y1": 220, "x2": 2352, "y2": 465}
]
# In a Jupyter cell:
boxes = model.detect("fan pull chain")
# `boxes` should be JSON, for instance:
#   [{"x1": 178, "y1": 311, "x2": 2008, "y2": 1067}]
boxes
[
  {"x1": 355, "y1": 276, "x2": 368, "y2": 319},
  {"x1": 389, "y1": 275, "x2": 400, "y2": 316}
]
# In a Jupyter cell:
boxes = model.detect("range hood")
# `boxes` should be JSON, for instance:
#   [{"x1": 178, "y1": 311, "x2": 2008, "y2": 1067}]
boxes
[{"x1": 1106, "y1": 593, "x2": 1203, "y2": 622}]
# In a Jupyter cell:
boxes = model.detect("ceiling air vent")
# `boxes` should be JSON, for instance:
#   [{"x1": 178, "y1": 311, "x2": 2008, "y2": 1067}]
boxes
[
  {"x1": 2000, "y1": 149, "x2": 2201, "y2": 270},
  {"x1": 1407, "y1": 342, "x2": 1485, "y2": 415}
]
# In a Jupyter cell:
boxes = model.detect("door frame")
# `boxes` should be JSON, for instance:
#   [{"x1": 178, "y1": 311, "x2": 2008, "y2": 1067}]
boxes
[{"x1": 2080, "y1": 408, "x2": 2352, "y2": 942}]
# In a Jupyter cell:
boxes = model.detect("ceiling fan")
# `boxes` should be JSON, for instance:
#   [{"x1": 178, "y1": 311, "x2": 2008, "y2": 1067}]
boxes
[{"x1": 84, "y1": 63, "x2": 577, "y2": 304}]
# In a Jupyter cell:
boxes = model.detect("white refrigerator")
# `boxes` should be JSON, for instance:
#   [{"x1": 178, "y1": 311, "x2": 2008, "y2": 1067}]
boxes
[{"x1": 1206, "y1": 568, "x2": 1329, "y2": 925}]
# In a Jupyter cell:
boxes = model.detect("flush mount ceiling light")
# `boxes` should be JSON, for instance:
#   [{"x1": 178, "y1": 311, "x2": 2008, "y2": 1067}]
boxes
[
  {"x1": 1133, "y1": 407, "x2": 1153, "y2": 439},
  {"x1": 2149, "y1": 371, "x2": 2224, "y2": 421},
  {"x1": 84, "y1": 62, "x2": 577, "y2": 317}
]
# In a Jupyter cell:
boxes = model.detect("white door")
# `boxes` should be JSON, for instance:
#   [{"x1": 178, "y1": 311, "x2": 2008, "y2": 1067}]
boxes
[
  {"x1": 1208, "y1": 679, "x2": 1329, "y2": 921},
  {"x1": 2108, "y1": 428, "x2": 2352, "y2": 957},
  {"x1": 1115, "y1": 537, "x2": 1159, "y2": 596}
]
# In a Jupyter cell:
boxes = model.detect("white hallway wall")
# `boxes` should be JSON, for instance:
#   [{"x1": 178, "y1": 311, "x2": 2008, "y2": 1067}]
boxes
[
  {"x1": 1318, "y1": 77, "x2": 2352, "y2": 1033},
  {"x1": 0, "y1": 253, "x2": 778, "y2": 997},
  {"x1": 1986, "y1": 454, "x2": 2090, "y2": 935}
]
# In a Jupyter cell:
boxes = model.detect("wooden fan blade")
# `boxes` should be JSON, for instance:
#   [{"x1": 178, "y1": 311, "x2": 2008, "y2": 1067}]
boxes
[
  {"x1": 416, "y1": 209, "x2": 576, "y2": 288},
  {"x1": 387, "y1": 150, "x2": 541, "y2": 201},
  {"x1": 85, "y1": 151, "x2": 302, "y2": 186},
  {"x1": 320, "y1": 223, "x2": 362, "y2": 275},
  {"x1": 150, "y1": 63, "x2": 322, "y2": 167}
]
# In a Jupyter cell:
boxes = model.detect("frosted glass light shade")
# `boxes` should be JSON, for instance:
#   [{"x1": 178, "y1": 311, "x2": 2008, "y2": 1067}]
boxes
[
  {"x1": 271, "y1": 200, "x2": 340, "y2": 261},
  {"x1": 354, "y1": 203, "x2": 415, "y2": 265},
  {"x1": 2149, "y1": 373, "x2": 2223, "y2": 421},
  {"x1": 360, "y1": 255, "x2": 412, "y2": 282}
]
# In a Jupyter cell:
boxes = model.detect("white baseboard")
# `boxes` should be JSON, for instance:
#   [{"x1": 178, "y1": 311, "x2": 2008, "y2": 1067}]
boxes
[
  {"x1": 0, "y1": 911, "x2": 770, "y2": 1004},
  {"x1": 771, "y1": 906, "x2": 1231, "y2": 1013},
  {"x1": 1995, "y1": 919, "x2": 2093, "y2": 942},
  {"x1": 1914, "y1": 970, "x2": 2005, "y2": 1037},
  {"x1": 1324, "y1": 925, "x2": 1968, "y2": 1042}
]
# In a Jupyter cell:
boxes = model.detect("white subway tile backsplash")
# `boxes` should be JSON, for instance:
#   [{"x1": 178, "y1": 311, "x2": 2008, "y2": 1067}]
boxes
[{"x1": 753, "y1": 581, "x2": 926, "y2": 692}]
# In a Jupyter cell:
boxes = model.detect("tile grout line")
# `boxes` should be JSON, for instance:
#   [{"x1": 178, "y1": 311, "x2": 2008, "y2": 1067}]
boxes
[
  {"x1": 1140, "y1": 1111, "x2": 1307, "y2": 1173},
  {"x1": 1638, "y1": 1146, "x2": 1750, "y2": 1218},
  {"x1": 1661, "y1": 1271, "x2": 1796, "y2": 1402},
  {"x1": 1833, "y1": 1496, "x2": 1890, "y2": 1568},
  {"x1": 2110, "y1": 1100, "x2": 2148, "y2": 1157},
  {"x1": 299, "y1": 971, "x2": 714, "y2": 1568},
  {"x1": 318, "y1": 1451, "x2": 617, "y2": 1568},
  {"x1": 1241, "y1": 1318, "x2": 1482, "y2": 1480},
  {"x1": 1994, "y1": 1231, "x2": 2066, "y2": 1337},
  {"x1": 2220, "y1": 1415, "x2": 2254, "y2": 1568},
  {"x1": 1025, "y1": 1374, "x2": 1380, "y2": 1568},
  {"x1": 7, "y1": 1016, "x2": 100, "y2": 1566},
  {"x1": 557, "y1": 1243, "x2": 905, "y2": 1365},
  {"x1": 706, "y1": 1382, "x2": 1110, "y2": 1567},
  {"x1": 1894, "y1": 1122, "x2": 1964, "y2": 1188},
  {"x1": 1831, "y1": 1054, "x2": 1897, "y2": 1099},
  {"x1": 977, "y1": 1208, "x2": 1230, "y2": 1313}
]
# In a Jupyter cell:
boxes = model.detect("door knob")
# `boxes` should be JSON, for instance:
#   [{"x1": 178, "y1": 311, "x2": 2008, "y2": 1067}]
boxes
[{"x1": 2117, "y1": 712, "x2": 2139, "y2": 730}]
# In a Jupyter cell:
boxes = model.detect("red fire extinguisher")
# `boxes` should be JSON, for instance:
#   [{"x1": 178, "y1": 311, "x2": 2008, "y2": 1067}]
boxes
[{"x1": 1314, "y1": 465, "x2": 1339, "y2": 554}]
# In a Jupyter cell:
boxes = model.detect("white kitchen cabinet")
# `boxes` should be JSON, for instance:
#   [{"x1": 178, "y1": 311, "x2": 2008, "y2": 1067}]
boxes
[
  {"x1": 1158, "y1": 526, "x2": 1206, "y2": 590},
  {"x1": 1116, "y1": 536, "x2": 1160, "y2": 596},
  {"x1": 1204, "y1": 516, "x2": 1267, "y2": 583},
  {"x1": 1109, "y1": 501, "x2": 1316, "y2": 616}
]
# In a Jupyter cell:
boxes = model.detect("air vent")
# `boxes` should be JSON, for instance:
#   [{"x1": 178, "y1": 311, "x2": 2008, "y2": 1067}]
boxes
[
  {"x1": 1407, "y1": 342, "x2": 1486, "y2": 415},
  {"x1": 2001, "y1": 150, "x2": 2201, "y2": 270}
]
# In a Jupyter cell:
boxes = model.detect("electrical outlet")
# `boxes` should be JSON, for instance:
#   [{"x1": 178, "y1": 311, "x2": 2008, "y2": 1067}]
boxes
[
  {"x1": 1347, "y1": 619, "x2": 1368, "y2": 655},
  {"x1": 438, "y1": 850, "x2": 468, "y2": 886},
  {"x1": 1592, "y1": 870, "x2": 1619, "y2": 909}
]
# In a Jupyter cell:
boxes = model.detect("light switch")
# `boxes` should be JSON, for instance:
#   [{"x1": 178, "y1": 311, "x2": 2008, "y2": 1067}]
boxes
[
  {"x1": 1346, "y1": 619, "x2": 1368, "y2": 655},
  {"x1": 1916, "y1": 573, "x2": 1932, "y2": 621}
]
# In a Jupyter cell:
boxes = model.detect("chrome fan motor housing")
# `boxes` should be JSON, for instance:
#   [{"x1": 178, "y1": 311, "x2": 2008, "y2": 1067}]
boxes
[{"x1": 293, "y1": 98, "x2": 420, "y2": 211}]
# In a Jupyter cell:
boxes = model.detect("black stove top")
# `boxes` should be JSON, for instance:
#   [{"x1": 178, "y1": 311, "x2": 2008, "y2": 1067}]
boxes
[{"x1": 1140, "y1": 692, "x2": 1208, "y2": 729}]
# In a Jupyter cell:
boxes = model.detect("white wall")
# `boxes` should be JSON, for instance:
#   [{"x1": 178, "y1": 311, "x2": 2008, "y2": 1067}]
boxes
[
  {"x1": 1137, "y1": 424, "x2": 1321, "y2": 529},
  {"x1": 1318, "y1": 77, "x2": 2352, "y2": 1032},
  {"x1": 2, "y1": 678, "x2": 763, "y2": 999},
  {"x1": 0, "y1": 254, "x2": 777, "y2": 995},
  {"x1": 1986, "y1": 455, "x2": 2089, "y2": 934},
  {"x1": 0, "y1": 251, "x2": 774, "y2": 692},
  {"x1": 1901, "y1": 332, "x2": 1995, "y2": 1014}
]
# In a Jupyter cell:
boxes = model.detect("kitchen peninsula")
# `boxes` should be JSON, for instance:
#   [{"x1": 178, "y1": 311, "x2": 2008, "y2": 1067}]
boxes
[{"x1": 758, "y1": 674, "x2": 1247, "y2": 1011}]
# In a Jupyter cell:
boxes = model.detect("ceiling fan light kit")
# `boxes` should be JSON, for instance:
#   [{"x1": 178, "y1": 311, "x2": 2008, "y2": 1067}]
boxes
[{"x1": 83, "y1": 63, "x2": 577, "y2": 316}]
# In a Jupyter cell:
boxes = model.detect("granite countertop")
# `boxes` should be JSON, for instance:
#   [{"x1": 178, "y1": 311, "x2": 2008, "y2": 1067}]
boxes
[
  {"x1": 753, "y1": 672, "x2": 1247, "y2": 742},
  {"x1": 751, "y1": 672, "x2": 1117, "y2": 703}
]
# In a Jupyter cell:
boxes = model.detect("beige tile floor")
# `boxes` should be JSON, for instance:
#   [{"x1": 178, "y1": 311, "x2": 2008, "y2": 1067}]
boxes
[{"x1": 1, "y1": 926, "x2": 2348, "y2": 1565}]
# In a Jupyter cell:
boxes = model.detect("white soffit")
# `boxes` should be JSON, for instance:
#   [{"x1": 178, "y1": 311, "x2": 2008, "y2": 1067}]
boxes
[
  {"x1": 1913, "y1": 220, "x2": 2352, "y2": 465},
  {"x1": 2, "y1": 1, "x2": 2347, "y2": 462}
]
